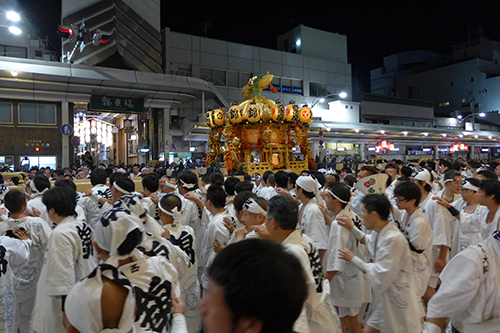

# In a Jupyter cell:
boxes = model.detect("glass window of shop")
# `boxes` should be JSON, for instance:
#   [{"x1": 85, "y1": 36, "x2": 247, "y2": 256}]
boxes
[
  {"x1": 22, "y1": 156, "x2": 57, "y2": 170},
  {"x1": 0, "y1": 102, "x2": 13, "y2": 124},
  {"x1": 19, "y1": 104, "x2": 57, "y2": 125}
]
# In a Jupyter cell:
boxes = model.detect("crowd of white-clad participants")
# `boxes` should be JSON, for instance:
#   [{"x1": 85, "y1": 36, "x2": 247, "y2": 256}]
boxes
[{"x1": 0, "y1": 157, "x2": 498, "y2": 333}]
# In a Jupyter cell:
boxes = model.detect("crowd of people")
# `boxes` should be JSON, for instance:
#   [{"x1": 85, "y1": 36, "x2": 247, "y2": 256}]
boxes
[{"x1": 0, "y1": 157, "x2": 498, "y2": 332}]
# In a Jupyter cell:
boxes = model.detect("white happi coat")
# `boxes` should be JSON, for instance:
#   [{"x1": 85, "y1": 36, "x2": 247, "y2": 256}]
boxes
[
  {"x1": 354, "y1": 222, "x2": 422, "y2": 332},
  {"x1": 325, "y1": 208, "x2": 371, "y2": 311},
  {"x1": 395, "y1": 207, "x2": 433, "y2": 317},
  {"x1": 26, "y1": 196, "x2": 51, "y2": 228},
  {"x1": 119, "y1": 253, "x2": 181, "y2": 333},
  {"x1": 478, "y1": 206, "x2": 500, "y2": 242},
  {"x1": 141, "y1": 196, "x2": 158, "y2": 220},
  {"x1": 31, "y1": 216, "x2": 97, "y2": 333},
  {"x1": 178, "y1": 195, "x2": 201, "y2": 231},
  {"x1": 77, "y1": 184, "x2": 113, "y2": 228},
  {"x1": 199, "y1": 210, "x2": 232, "y2": 290},
  {"x1": 0, "y1": 216, "x2": 52, "y2": 331},
  {"x1": 282, "y1": 230, "x2": 341, "y2": 333},
  {"x1": 427, "y1": 232, "x2": 500, "y2": 332},
  {"x1": 452, "y1": 199, "x2": 486, "y2": 251},
  {"x1": 165, "y1": 223, "x2": 201, "y2": 333},
  {"x1": 0, "y1": 237, "x2": 32, "y2": 333},
  {"x1": 137, "y1": 232, "x2": 189, "y2": 279},
  {"x1": 420, "y1": 194, "x2": 453, "y2": 279},
  {"x1": 300, "y1": 199, "x2": 329, "y2": 251}
]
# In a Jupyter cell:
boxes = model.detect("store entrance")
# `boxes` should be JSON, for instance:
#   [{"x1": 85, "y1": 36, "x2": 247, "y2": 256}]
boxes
[{"x1": 73, "y1": 110, "x2": 155, "y2": 168}]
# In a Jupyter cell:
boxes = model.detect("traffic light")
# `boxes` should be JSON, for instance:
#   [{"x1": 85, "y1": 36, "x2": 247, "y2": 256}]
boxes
[
  {"x1": 57, "y1": 25, "x2": 76, "y2": 43},
  {"x1": 35, "y1": 146, "x2": 40, "y2": 152}
]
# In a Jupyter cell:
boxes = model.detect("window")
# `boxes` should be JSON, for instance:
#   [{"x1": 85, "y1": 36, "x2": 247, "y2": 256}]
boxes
[
  {"x1": 213, "y1": 69, "x2": 226, "y2": 86},
  {"x1": 0, "y1": 102, "x2": 13, "y2": 123},
  {"x1": 227, "y1": 71, "x2": 239, "y2": 87},
  {"x1": 408, "y1": 86, "x2": 420, "y2": 99},
  {"x1": 24, "y1": 156, "x2": 57, "y2": 169},
  {"x1": 309, "y1": 82, "x2": 328, "y2": 97},
  {"x1": 0, "y1": 45, "x2": 27, "y2": 58},
  {"x1": 200, "y1": 68, "x2": 213, "y2": 82},
  {"x1": 19, "y1": 104, "x2": 57, "y2": 125},
  {"x1": 239, "y1": 72, "x2": 251, "y2": 87}
]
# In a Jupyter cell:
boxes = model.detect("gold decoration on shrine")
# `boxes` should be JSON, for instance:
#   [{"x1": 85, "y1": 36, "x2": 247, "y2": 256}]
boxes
[{"x1": 205, "y1": 73, "x2": 315, "y2": 174}]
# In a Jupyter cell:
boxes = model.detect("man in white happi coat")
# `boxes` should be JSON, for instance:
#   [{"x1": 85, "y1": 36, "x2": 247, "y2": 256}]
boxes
[
  {"x1": 320, "y1": 182, "x2": 371, "y2": 333},
  {"x1": 477, "y1": 179, "x2": 500, "y2": 241},
  {"x1": 32, "y1": 187, "x2": 97, "y2": 333},
  {"x1": 0, "y1": 189, "x2": 52, "y2": 333},
  {"x1": 392, "y1": 181, "x2": 433, "y2": 319},
  {"x1": 176, "y1": 171, "x2": 202, "y2": 232},
  {"x1": 93, "y1": 207, "x2": 188, "y2": 333},
  {"x1": 199, "y1": 185, "x2": 232, "y2": 292},
  {"x1": 266, "y1": 194, "x2": 341, "y2": 333},
  {"x1": 25, "y1": 175, "x2": 51, "y2": 227},
  {"x1": 339, "y1": 194, "x2": 422, "y2": 333},
  {"x1": 296, "y1": 175, "x2": 328, "y2": 260},
  {"x1": 432, "y1": 178, "x2": 486, "y2": 253},
  {"x1": 424, "y1": 230, "x2": 500, "y2": 333},
  {"x1": 0, "y1": 230, "x2": 32, "y2": 333},
  {"x1": 431, "y1": 169, "x2": 462, "y2": 257},
  {"x1": 237, "y1": 196, "x2": 268, "y2": 241},
  {"x1": 66, "y1": 263, "x2": 187, "y2": 333},
  {"x1": 411, "y1": 168, "x2": 453, "y2": 296},
  {"x1": 140, "y1": 173, "x2": 160, "y2": 220},
  {"x1": 77, "y1": 169, "x2": 112, "y2": 228},
  {"x1": 251, "y1": 173, "x2": 262, "y2": 194},
  {"x1": 159, "y1": 194, "x2": 202, "y2": 333}
]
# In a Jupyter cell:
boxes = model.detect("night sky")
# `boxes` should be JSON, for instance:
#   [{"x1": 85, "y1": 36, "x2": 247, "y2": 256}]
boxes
[{"x1": 16, "y1": 0, "x2": 500, "y2": 95}]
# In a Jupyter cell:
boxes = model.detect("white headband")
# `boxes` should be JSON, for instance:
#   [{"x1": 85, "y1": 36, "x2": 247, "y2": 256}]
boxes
[
  {"x1": 179, "y1": 179, "x2": 196, "y2": 189},
  {"x1": 158, "y1": 205, "x2": 183, "y2": 224},
  {"x1": 113, "y1": 182, "x2": 131, "y2": 195},
  {"x1": 164, "y1": 181, "x2": 176, "y2": 188},
  {"x1": 462, "y1": 180, "x2": 479, "y2": 192},
  {"x1": 444, "y1": 177, "x2": 461, "y2": 184},
  {"x1": 30, "y1": 180, "x2": 49, "y2": 196},
  {"x1": 242, "y1": 197, "x2": 267, "y2": 216},
  {"x1": 66, "y1": 264, "x2": 136, "y2": 333},
  {"x1": 324, "y1": 189, "x2": 349, "y2": 204}
]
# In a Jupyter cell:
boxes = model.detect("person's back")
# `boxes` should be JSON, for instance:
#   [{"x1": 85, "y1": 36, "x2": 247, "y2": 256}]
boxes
[
  {"x1": 0, "y1": 232, "x2": 32, "y2": 333},
  {"x1": 32, "y1": 186, "x2": 97, "y2": 333},
  {"x1": 199, "y1": 185, "x2": 232, "y2": 291},
  {"x1": 0, "y1": 189, "x2": 52, "y2": 333},
  {"x1": 159, "y1": 194, "x2": 201, "y2": 333},
  {"x1": 93, "y1": 207, "x2": 184, "y2": 333},
  {"x1": 78, "y1": 169, "x2": 112, "y2": 228},
  {"x1": 426, "y1": 231, "x2": 500, "y2": 332}
]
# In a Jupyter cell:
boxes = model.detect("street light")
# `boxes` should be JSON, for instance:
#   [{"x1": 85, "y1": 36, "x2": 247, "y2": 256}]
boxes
[
  {"x1": 6, "y1": 11, "x2": 20, "y2": 22},
  {"x1": 457, "y1": 112, "x2": 486, "y2": 122},
  {"x1": 311, "y1": 92, "x2": 348, "y2": 107},
  {"x1": 8, "y1": 26, "x2": 21, "y2": 35}
]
